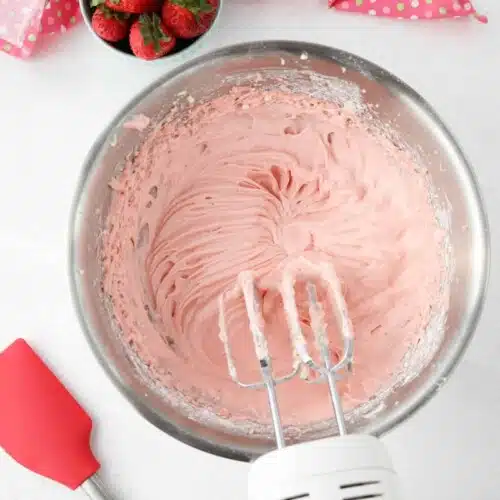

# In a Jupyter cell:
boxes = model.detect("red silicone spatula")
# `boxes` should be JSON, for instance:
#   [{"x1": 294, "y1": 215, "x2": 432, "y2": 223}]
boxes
[{"x1": 0, "y1": 339, "x2": 113, "y2": 499}]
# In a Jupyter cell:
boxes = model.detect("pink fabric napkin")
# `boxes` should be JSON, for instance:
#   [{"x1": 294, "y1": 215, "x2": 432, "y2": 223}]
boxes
[
  {"x1": 329, "y1": 0, "x2": 488, "y2": 22},
  {"x1": 0, "y1": 0, "x2": 81, "y2": 59}
]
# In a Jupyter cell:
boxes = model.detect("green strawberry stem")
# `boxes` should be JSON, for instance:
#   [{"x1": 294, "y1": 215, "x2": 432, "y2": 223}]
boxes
[
  {"x1": 171, "y1": 0, "x2": 213, "y2": 16},
  {"x1": 96, "y1": 4, "x2": 130, "y2": 19},
  {"x1": 139, "y1": 13, "x2": 171, "y2": 54}
]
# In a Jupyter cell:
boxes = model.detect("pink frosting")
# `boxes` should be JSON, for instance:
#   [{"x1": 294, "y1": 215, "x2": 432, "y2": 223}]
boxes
[{"x1": 102, "y1": 88, "x2": 445, "y2": 427}]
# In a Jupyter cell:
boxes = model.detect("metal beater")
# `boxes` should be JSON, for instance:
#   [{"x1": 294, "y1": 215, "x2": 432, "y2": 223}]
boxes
[
  {"x1": 219, "y1": 258, "x2": 402, "y2": 500},
  {"x1": 218, "y1": 258, "x2": 354, "y2": 446}
]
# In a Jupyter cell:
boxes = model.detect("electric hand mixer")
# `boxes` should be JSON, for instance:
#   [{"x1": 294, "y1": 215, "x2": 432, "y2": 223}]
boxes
[{"x1": 219, "y1": 258, "x2": 402, "y2": 500}]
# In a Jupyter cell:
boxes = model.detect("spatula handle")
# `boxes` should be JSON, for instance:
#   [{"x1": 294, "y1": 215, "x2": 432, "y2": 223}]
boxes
[{"x1": 80, "y1": 473, "x2": 114, "y2": 499}]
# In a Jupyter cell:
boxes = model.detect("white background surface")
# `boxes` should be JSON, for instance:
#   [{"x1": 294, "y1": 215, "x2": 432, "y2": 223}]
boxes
[{"x1": 0, "y1": 1, "x2": 499, "y2": 498}]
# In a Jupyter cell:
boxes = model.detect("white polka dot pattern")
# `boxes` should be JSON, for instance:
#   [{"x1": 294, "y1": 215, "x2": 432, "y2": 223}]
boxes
[
  {"x1": 0, "y1": 0, "x2": 80, "y2": 58},
  {"x1": 330, "y1": 0, "x2": 486, "y2": 22}
]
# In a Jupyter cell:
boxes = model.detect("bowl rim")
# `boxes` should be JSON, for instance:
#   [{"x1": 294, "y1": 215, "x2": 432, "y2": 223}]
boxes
[
  {"x1": 78, "y1": 0, "x2": 224, "y2": 62},
  {"x1": 68, "y1": 40, "x2": 491, "y2": 462}
]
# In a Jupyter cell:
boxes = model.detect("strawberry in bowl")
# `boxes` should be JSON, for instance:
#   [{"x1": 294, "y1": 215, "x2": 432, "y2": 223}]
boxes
[
  {"x1": 81, "y1": 0, "x2": 221, "y2": 60},
  {"x1": 161, "y1": 0, "x2": 218, "y2": 39},
  {"x1": 91, "y1": 5, "x2": 131, "y2": 42},
  {"x1": 105, "y1": 0, "x2": 161, "y2": 13},
  {"x1": 130, "y1": 13, "x2": 176, "y2": 60}
]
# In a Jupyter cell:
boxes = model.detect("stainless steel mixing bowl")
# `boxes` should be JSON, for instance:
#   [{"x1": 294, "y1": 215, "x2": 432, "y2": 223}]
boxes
[{"x1": 69, "y1": 41, "x2": 490, "y2": 462}]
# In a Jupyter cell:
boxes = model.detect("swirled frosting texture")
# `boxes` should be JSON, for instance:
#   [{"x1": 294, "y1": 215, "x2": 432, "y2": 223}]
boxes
[{"x1": 102, "y1": 88, "x2": 446, "y2": 427}]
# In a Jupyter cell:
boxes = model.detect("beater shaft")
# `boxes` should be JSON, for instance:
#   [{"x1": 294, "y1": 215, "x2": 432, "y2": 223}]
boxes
[
  {"x1": 306, "y1": 282, "x2": 347, "y2": 436},
  {"x1": 261, "y1": 359, "x2": 286, "y2": 449}
]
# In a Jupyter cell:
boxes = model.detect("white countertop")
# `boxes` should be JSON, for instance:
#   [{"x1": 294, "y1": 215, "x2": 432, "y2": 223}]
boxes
[{"x1": 1, "y1": 1, "x2": 499, "y2": 498}]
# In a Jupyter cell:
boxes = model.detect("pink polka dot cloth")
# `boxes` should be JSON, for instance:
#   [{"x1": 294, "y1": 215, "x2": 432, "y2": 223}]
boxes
[
  {"x1": 0, "y1": 0, "x2": 81, "y2": 59},
  {"x1": 329, "y1": 0, "x2": 488, "y2": 23}
]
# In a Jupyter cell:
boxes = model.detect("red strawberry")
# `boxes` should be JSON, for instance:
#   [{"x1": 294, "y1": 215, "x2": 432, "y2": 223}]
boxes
[
  {"x1": 91, "y1": 5, "x2": 130, "y2": 42},
  {"x1": 129, "y1": 13, "x2": 176, "y2": 60},
  {"x1": 161, "y1": 0, "x2": 215, "y2": 39},
  {"x1": 104, "y1": 0, "x2": 160, "y2": 14},
  {"x1": 197, "y1": 0, "x2": 217, "y2": 34}
]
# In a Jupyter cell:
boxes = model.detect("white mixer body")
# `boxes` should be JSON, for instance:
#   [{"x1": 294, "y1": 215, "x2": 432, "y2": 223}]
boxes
[{"x1": 248, "y1": 435, "x2": 401, "y2": 500}]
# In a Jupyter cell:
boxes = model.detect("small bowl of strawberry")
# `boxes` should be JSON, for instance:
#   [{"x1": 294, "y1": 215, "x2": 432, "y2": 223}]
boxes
[{"x1": 81, "y1": 0, "x2": 221, "y2": 61}]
